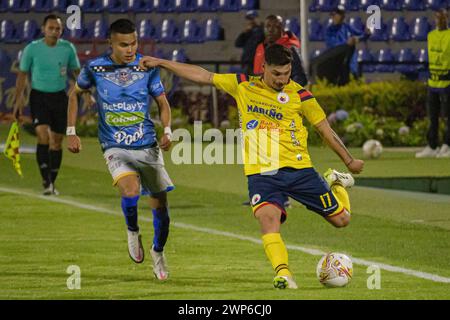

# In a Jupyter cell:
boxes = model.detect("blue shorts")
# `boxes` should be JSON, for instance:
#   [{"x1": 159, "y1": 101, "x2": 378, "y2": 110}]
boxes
[{"x1": 247, "y1": 167, "x2": 344, "y2": 222}]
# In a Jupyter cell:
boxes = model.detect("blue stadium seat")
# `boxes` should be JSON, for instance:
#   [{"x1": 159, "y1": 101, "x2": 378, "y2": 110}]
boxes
[
  {"x1": 338, "y1": 0, "x2": 359, "y2": 10},
  {"x1": 181, "y1": 19, "x2": 204, "y2": 43},
  {"x1": 102, "y1": 0, "x2": 128, "y2": 13},
  {"x1": 389, "y1": 17, "x2": 411, "y2": 41},
  {"x1": 403, "y1": 0, "x2": 426, "y2": 10},
  {"x1": 9, "y1": 0, "x2": 32, "y2": 12},
  {"x1": 368, "y1": 19, "x2": 388, "y2": 41},
  {"x1": 66, "y1": 22, "x2": 86, "y2": 41},
  {"x1": 396, "y1": 48, "x2": 417, "y2": 73},
  {"x1": 239, "y1": 0, "x2": 258, "y2": 10},
  {"x1": 31, "y1": 0, "x2": 52, "y2": 12},
  {"x1": 310, "y1": 48, "x2": 323, "y2": 59},
  {"x1": 128, "y1": 0, "x2": 154, "y2": 12},
  {"x1": 426, "y1": 0, "x2": 448, "y2": 10},
  {"x1": 85, "y1": 19, "x2": 108, "y2": 41},
  {"x1": 0, "y1": 20, "x2": 18, "y2": 43},
  {"x1": 376, "y1": 48, "x2": 395, "y2": 72},
  {"x1": 308, "y1": 18, "x2": 323, "y2": 41},
  {"x1": 75, "y1": 0, "x2": 102, "y2": 13},
  {"x1": 174, "y1": 0, "x2": 197, "y2": 12},
  {"x1": 284, "y1": 17, "x2": 300, "y2": 37},
  {"x1": 154, "y1": 48, "x2": 168, "y2": 59},
  {"x1": 196, "y1": 0, "x2": 219, "y2": 12},
  {"x1": 360, "y1": 0, "x2": 380, "y2": 10},
  {"x1": 137, "y1": 19, "x2": 157, "y2": 41},
  {"x1": 0, "y1": 1, "x2": 8, "y2": 12},
  {"x1": 316, "y1": 0, "x2": 339, "y2": 11},
  {"x1": 158, "y1": 19, "x2": 180, "y2": 43},
  {"x1": 0, "y1": 49, "x2": 11, "y2": 74},
  {"x1": 348, "y1": 16, "x2": 364, "y2": 34},
  {"x1": 50, "y1": 0, "x2": 73, "y2": 13},
  {"x1": 170, "y1": 48, "x2": 188, "y2": 62},
  {"x1": 411, "y1": 16, "x2": 430, "y2": 41},
  {"x1": 357, "y1": 48, "x2": 375, "y2": 73},
  {"x1": 218, "y1": 0, "x2": 240, "y2": 11},
  {"x1": 154, "y1": 0, "x2": 175, "y2": 13},
  {"x1": 380, "y1": 0, "x2": 402, "y2": 10},
  {"x1": 17, "y1": 19, "x2": 40, "y2": 43},
  {"x1": 417, "y1": 48, "x2": 428, "y2": 63},
  {"x1": 309, "y1": 0, "x2": 319, "y2": 11},
  {"x1": 203, "y1": 18, "x2": 223, "y2": 41}
]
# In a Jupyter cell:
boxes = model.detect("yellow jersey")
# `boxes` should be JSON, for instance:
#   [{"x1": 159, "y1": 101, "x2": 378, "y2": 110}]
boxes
[{"x1": 213, "y1": 73, "x2": 326, "y2": 176}]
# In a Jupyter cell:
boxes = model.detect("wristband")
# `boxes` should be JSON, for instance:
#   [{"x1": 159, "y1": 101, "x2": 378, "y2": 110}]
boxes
[
  {"x1": 345, "y1": 159, "x2": 354, "y2": 166},
  {"x1": 66, "y1": 126, "x2": 76, "y2": 136},
  {"x1": 164, "y1": 127, "x2": 172, "y2": 139}
]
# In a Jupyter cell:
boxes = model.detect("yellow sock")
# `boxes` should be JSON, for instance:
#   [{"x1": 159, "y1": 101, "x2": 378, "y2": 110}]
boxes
[
  {"x1": 331, "y1": 184, "x2": 351, "y2": 213},
  {"x1": 262, "y1": 233, "x2": 291, "y2": 277}
]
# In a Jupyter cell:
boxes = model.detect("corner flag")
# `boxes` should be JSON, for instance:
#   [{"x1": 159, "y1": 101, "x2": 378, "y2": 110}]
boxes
[{"x1": 3, "y1": 121, "x2": 23, "y2": 177}]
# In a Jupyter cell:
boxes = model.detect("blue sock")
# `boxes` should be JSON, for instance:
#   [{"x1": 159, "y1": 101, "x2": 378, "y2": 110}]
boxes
[
  {"x1": 152, "y1": 207, "x2": 170, "y2": 252},
  {"x1": 121, "y1": 196, "x2": 139, "y2": 232}
]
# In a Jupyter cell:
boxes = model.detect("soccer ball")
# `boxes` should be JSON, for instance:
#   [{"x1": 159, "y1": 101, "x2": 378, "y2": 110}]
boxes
[
  {"x1": 362, "y1": 139, "x2": 383, "y2": 159},
  {"x1": 316, "y1": 253, "x2": 353, "y2": 288}
]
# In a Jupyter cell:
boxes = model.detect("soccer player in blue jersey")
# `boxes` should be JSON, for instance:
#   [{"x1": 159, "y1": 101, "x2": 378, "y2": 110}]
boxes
[{"x1": 67, "y1": 19, "x2": 174, "y2": 281}]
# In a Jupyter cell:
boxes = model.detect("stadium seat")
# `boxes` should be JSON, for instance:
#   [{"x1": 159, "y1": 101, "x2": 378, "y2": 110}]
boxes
[
  {"x1": 181, "y1": 19, "x2": 204, "y2": 43},
  {"x1": 380, "y1": 0, "x2": 402, "y2": 10},
  {"x1": 308, "y1": 18, "x2": 323, "y2": 41},
  {"x1": 203, "y1": 18, "x2": 223, "y2": 41},
  {"x1": 128, "y1": 0, "x2": 154, "y2": 12},
  {"x1": 31, "y1": 0, "x2": 52, "y2": 12},
  {"x1": 426, "y1": 0, "x2": 448, "y2": 10},
  {"x1": 0, "y1": 20, "x2": 18, "y2": 43},
  {"x1": 154, "y1": 0, "x2": 176, "y2": 13},
  {"x1": 50, "y1": 0, "x2": 72, "y2": 12},
  {"x1": 396, "y1": 48, "x2": 417, "y2": 73},
  {"x1": 9, "y1": 0, "x2": 32, "y2": 12},
  {"x1": 17, "y1": 19, "x2": 40, "y2": 43},
  {"x1": 310, "y1": 48, "x2": 323, "y2": 59},
  {"x1": 376, "y1": 48, "x2": 395, "y2": 72},
  {"x1": 316, "y1": 0, "x2": 339, "y2": 11},
  {"x1": 403, "y1": 0, "x2": 426, "y2": 10},
  {"x1": 284, "y1": 17, "x2": 300, "y2": 37},
  {"x1": 102, "y1": 0, "x2": 128, "y2": 13},
  {"x1": 85, "y1": 19, "x2": 108, "y2": 41},
  {"x1": 137, "y1": 19, "x2": 157, "y2": 41},
  {"x1": 0, "y1": 1, "x2": 8, "y2": 12},
  {"x1": 170, "y1": 48, "x2": 188, "y2": 62},
  {"x1": 417, "y1": 47, "x2": 428, "y2": 63},
  {"x1": 217, "y1": 0, "x2": 240, "y2": 11},
  {"x1": 389, "y1": 17, "x2": 411, "y2": 41},
  {"x1": 158, "y1": 19, "x2": 180, "y2": 43},
  {"x1": 239, "y1": 0, "x2": 259, "y2": 10},
  {"x1": 357, "y1": 48, "x2": 375, "y2": 73},
  {"x1": 309, "y1": 0, "x2": 319, "y2": 11},
  {"x1": 348, "y1": 16, "x2": 364, "y2": 34},
  {"x1": 359, "y1": 0, "x2": 380, "y2": 10},
  {"x1": 174, "y1": 0, "x2": 197, "y2": 12},
  {"x1": 75, "y1": 0, "x2": 102, "y2": 13},
  {"x1": 66, "y1": 22, "x2": 86, "y2": 42},
  {"x1": 153, "y1": 48, "x2": 169, "y2": 59},
  {"x1": 196, "y1": 0, "x2": 219, "y2": 12},
  {"x1": 411, "y1": 16, "x2": 430, "y2": 41},
  {"x1": 338, "y1": 0, "x2": 359, "y2": 11},
  {"x1": 0, "y1": 49, "x2": 11, "y2": 75},
  {"x1": 368, "y1": 19, "x2": 388, "y2": 41}
]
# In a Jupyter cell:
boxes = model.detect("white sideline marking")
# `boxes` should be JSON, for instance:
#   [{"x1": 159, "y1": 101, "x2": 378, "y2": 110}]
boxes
[{"x1": 1, "y1": 186, "x2": 450, "y2": 284}]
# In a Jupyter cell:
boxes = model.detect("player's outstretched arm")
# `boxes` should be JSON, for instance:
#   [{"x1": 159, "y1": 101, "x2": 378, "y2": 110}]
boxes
[
  {"x1": 314, "y1": 119, "x2": 364, "y2": 174},
  {"x1": 139, "y1": 56, "x2": 214, "y2": 85},
  {"x1": 66, "y1": 85, "x2": 84, "y2": 153},
  {"x1": 155, "y1": 94, "x2": 172, "y2": 151}
]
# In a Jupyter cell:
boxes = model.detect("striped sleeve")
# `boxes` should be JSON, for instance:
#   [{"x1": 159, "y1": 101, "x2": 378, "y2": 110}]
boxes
[{"x1": 297, "y1": 89, "x2": 326, "y2": 125}]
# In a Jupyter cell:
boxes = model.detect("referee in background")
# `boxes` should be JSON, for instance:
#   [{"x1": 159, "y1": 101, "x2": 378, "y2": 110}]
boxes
[{"x1": 13, "y1": 14, "x2": 87, "y2": 195}]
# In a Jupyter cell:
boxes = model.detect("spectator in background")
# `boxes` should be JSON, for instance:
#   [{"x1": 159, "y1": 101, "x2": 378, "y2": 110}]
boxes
[
  {"x1": 253, "y1": 15, "x2": 308, "y2": 86},
  {"x1": 324, "y1": 6, "x2": 370, "y2": 78},
  {"x1": 234, "y1": 10, "x2": 265, "y2": 75},
  {"x1": 416, "y1": 8, "x2": 450, "y2": 158}
]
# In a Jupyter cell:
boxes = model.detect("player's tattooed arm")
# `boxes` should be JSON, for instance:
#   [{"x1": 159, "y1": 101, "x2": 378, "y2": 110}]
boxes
[
  {"x1": 139, "y1": 56, "x2": 214, "y2": 85},
  {"x1": 66, "y1": 84, "x2": 86, "y2": 153},
  {"x1": 314, "y1": 119, "x2": 364, "y2": 174}
]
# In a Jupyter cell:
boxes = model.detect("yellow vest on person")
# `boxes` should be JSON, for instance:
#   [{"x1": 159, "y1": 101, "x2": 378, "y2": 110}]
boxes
[{"x1": 427, "y1": 28, "x2": 450, "y2": 89}]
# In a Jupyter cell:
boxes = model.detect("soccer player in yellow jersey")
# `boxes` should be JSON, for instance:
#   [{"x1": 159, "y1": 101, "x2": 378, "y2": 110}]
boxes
[{"x1": 139, "y1": 44, "x2": 364, "y2": 289}]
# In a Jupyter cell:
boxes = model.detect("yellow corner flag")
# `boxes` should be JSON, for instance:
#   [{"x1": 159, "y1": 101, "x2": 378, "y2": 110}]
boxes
[{"x1": 3, "y1": 121, "x2": 23, "y2": 177}]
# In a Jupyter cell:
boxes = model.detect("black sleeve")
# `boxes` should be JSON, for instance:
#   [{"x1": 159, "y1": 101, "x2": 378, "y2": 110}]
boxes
[
  {"x1": 235, "y1": 31, "x2": 252, "y2": 48},
  {"x1": 290, "y1": 47, "x2": 308, "y2": 86}
]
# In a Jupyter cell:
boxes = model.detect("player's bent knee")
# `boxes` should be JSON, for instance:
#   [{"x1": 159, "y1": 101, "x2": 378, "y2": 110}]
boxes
[{"x1": 326, "y1": 210, "x2": 351, "y2": 228}]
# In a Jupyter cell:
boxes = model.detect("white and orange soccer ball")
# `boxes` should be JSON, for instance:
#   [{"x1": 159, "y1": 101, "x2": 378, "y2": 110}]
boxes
[{"x1": 316, "y1": 253, "x2": 353, "y2": 288}]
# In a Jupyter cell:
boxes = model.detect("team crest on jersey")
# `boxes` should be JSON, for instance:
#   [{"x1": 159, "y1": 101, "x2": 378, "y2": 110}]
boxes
[
  {"x1": 277, "y1": 92, "x2": 289, "y2": 104},
  {"x1": 252, "y1": 194, "x2": 262, "y2": 205},
  {"x1": 104, "y1": 68, "x2": 144, "y2": 87}
]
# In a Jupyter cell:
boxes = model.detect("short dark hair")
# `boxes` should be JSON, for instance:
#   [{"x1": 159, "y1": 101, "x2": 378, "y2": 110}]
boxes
[
  {"x1": 265, "y1": 44, "x2": 293, "y2": 66},
  {"x1": 43, "y1": 14, "x2": 62, "y2": 26},
  {"x1": 109, "y1": 19, "x2": 136, "y2": 37},
  {"x1": 265, "y1": 14, "x2": 283, "y2": 24}
]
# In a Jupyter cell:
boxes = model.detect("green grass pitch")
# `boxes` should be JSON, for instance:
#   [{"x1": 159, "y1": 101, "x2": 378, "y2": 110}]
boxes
[{"x1": 0, "y1": 127, "x2": 449, "y2": 299}]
